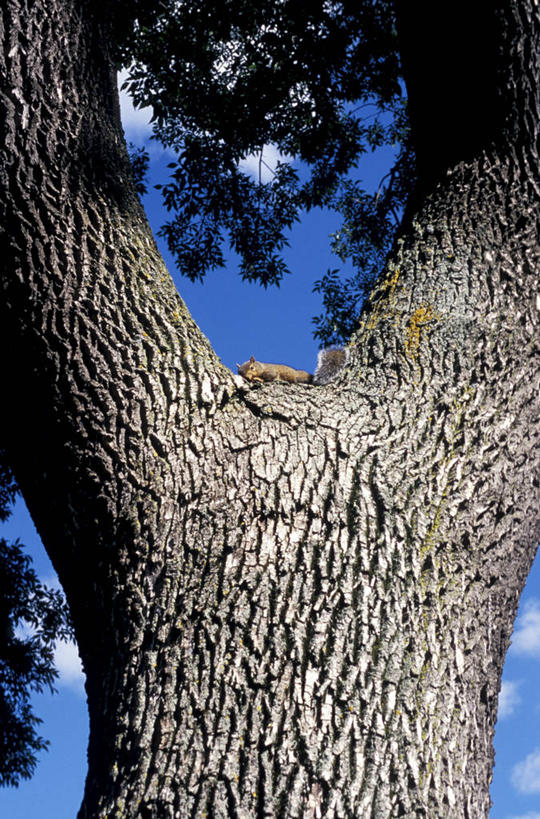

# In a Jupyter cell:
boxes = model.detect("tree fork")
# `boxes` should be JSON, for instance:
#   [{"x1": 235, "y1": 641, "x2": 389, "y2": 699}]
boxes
[{"x1": 0, "y1": 0, "x2": 538, "y2": 816}]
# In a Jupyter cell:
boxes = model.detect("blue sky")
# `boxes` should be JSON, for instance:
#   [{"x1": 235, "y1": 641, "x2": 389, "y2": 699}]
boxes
[{"x1": 1, "y1": 76, "x2": 539, "y2": 819}]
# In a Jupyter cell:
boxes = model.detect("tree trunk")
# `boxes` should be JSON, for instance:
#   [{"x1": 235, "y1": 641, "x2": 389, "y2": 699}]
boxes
[{"x1": 0, "y1": 0, "x2": 538, "y2": 816}]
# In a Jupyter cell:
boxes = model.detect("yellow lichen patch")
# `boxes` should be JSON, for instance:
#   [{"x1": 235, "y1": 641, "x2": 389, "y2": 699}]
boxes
[
  {"x1": 383, "y1": 265, "x2": 400, "y2": 297},
  {"x1": 405, "y1": 304, "x2": 438, "y2": 361},
  {"x1": 357, "y1": 266, "x2": 401, "y2": 336}
]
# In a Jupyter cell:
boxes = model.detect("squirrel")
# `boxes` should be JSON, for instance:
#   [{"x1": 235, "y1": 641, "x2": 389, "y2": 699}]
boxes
[
  {"x1": 237, "y1": 348, "x2": 348, "y2": 386},
  {"x1": 237, "y1": 356, "x2": 312, "y2": 384}
]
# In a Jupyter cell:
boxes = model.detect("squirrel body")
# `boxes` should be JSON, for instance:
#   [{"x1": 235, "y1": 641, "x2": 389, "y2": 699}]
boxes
[
  {"x1": 237, "y1": 356, "x2": 312, "y2": 384},
  {"x1": 237, "y1": 348, "x2": 348, "y2": 386}
]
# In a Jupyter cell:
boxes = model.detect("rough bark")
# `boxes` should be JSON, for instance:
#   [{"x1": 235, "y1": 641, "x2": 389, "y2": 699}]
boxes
[{"x1": 0, "y1": 0, "x2": 538, "y2": 817}]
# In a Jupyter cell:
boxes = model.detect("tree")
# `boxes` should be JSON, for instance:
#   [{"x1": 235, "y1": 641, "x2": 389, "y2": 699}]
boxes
[{"x1": 0, "y1": 0, "x2": 538, "y2": 816}]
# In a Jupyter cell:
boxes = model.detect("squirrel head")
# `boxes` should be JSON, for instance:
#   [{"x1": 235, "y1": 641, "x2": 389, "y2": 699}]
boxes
[{"x1": 237, "y1": 356, "x2": 258, "y2": 381}]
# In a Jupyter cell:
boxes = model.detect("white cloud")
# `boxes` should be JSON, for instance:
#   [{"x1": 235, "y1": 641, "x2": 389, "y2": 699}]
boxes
[
  {"x1": 54, "y1": 639, "x2": 86, "y2": 695},
  {"x1": 38, "y1": 574, "x2": 85, "y2": 694},
  {"x1": 238, "y1": 144, "x2": 291, "y2": 184},
  {"x1": 13, "y1": 621, "x2": 33, "y2": 641},
  {"x1": 512, "y1": 748, "x2": 540, "y2": 794},
  {"x1": 511, "y1": 600, "x2": 540, "y2": 657},
  {"x1": 508, "y1": 813, "x2": 540, "y2": 819},
  {"x1": 498, "y1": 680, "x2": 521, "y2": 718},
  {"x1": 14, "y1": 611, "x2": 85, "y2": 696},
  {"x1": 118, "y1": 69, "x2": 153, "y2": 144}
]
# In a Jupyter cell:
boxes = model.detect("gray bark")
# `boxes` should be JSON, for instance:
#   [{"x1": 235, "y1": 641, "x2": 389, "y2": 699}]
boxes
[{"x1": 0, "y1": 0, "x2": 538, "y2": 816}]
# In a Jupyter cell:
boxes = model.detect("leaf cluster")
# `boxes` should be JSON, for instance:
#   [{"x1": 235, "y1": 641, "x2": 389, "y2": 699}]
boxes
[
  {"x1": 0, "y1": 452, "x2": 73, "y2": 787},
  {"x1": 313, "y1": 120, "x2": 415, "y2": 345},
  {"x1": 115, "y1": 0, "x2": 415, "y2": 340},
  {"x1": 127, "y1": 142, "x2": 150, "y2": 195}
]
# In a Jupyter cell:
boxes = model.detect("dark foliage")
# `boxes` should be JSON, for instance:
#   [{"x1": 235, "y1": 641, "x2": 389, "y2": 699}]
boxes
[
  {"x1": 0, "y1": 452, "x2": 17, "y2": 524},
  {"x1": 114, "y1": 0, "x2": 415, "y2": 341},
  {"x1": 0, "y1": 452, "x2": 73, "y2": 787},
  {"x1": 313, "y1": 125, "x2": 415, "y2": 345},
  {"x1": 128, "y1": 143, "x2": 150, "y2": 195}
]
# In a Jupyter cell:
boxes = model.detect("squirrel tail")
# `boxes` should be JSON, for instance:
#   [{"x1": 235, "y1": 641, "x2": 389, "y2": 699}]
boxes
[{"x1": 313, "y1": 347, "x2": 349, "y2": 385}]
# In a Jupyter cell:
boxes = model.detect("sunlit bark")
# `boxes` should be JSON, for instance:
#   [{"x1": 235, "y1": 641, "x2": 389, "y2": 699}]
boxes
[{"x1": 0, "y1": 0, "x2": 538, "y2": 816}]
